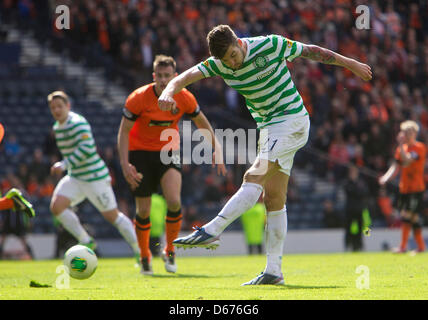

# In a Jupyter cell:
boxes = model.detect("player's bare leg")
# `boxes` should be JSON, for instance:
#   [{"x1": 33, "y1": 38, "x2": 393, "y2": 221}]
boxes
[
  {"x1": 50, "y1": 195, "x2": 95, "y2": 249},
  {"x1": 134, "y1": 196, "x2": 153, "y2": 274},
  {"x1": 173, "y1": 157, "x2": 277, "y2": 248},
  {"x1": 160, "y1": 168, "x2": 182, "y2": 273}
]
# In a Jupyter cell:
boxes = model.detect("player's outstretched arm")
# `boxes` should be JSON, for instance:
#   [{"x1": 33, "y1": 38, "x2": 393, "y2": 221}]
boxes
[
  {"x1": 300, "y1": 44, "x2": 372, "y2": 81},
  {"x1": 159, "y1": 66, "x2": 205, "y2": 111},
  {"x1": 379, "y1": 162, "x2": 399, "y2": 186}
]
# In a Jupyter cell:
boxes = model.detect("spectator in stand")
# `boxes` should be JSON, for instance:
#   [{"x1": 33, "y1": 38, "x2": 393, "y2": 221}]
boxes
[
  {"x1": 328, "y1": 133, "x2": 349, "y2": 181},
  {"x1": 4, "y1": 134, "x2": 21, "y2": 158},
  {"x1": 28, "y1": 148, "x2": 49, "y2": 184}
]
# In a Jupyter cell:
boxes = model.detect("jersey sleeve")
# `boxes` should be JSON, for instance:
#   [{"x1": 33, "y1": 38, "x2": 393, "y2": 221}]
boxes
[
  {"x1": 123, "y1": 91, "x2": 142, "y2": 120},
  {"x1": 181, "y1": 90, "x2": 200, "y2": 117},
  {"x1": 272, "y1": 35, "x2": 303, "y2": 62},
  {"x1": 197, "y1": 57, "x2": 219, "y2": 78}
]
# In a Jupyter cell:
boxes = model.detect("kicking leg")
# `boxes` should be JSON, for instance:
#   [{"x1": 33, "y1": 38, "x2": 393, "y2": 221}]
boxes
[
  {"x1": 174, "y1": 157, "x2": 278, "y2": 248},
  {"x1": 3, "y1": 189, "x2": 35, "y2": 218}
]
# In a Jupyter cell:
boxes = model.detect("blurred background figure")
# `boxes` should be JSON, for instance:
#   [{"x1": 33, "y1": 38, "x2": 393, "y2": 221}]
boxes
[
  {"x1": 240, "y1": 199, "x2": 265, "y2": 255},
  {"x1": 149, "y1": 193, "x2": 167, "y2": 257},
  {"x1": 344, "y1": 166, "x2": 369, "y2": 252},
  {"x1": 0, "y1": 204, "x2": 34, "y2": 260}
]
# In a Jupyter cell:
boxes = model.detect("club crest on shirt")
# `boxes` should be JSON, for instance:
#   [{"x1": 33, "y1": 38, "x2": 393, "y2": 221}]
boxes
[{"x1": 253, "y1": 54, "x2": 269, "y2": 70}]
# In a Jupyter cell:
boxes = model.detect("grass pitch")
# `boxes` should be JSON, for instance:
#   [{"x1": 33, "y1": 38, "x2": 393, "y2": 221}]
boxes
[{"x1": 1, "y1": 252, "x2": 428, "y2": 300}]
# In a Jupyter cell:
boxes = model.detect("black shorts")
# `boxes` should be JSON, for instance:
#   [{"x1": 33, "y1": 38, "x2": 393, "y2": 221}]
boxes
[
  {"x1": 397, "y1": 192, "x2": 424, "y2": 215},
  {"x1": 129, "y1": 150, "x2": 181, "y2": 197}
]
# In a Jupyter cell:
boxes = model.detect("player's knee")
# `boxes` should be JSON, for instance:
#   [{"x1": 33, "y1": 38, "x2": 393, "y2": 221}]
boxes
[
  {"x1": 264, "y1": 194, "x2": 286, "y2": 212},
  {"x1": 400, "y1": 210, "x2": 412, "y2": 222},
  {"x1": 136, "y1": 208, "x2": 151, "y2": 219},
  {"x1": 102, "y1": 209, "x2": 119, "y2": 224},
  {"x1": 166, "y1": 199, "x2": 181, "y2": 212},
  {"x1": 50, "y1": 199, "x2": 63, "y2": 216},
  {"x1": 243, "y1": 171, "x2": 265, "y2": 185}
]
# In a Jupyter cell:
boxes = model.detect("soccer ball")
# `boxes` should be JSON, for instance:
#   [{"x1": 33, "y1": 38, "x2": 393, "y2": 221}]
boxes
[{"x1": 63, "y1": 245, "x2": 98, "y2": 280}]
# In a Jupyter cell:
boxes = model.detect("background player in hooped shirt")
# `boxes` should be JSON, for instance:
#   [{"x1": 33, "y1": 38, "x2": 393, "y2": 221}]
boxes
[
  {"x1": 117, "y1": 55, "x2": 226, "y2": 275},
  {"x1": 159, "y1": 25, "x2": 372, "y2": 285},
  {"x1": 379, "y1": 120, "x2": 427, "y2": 253},
  {"x1": 47, "y1": 91, "x2": 140, "y2": 262}
]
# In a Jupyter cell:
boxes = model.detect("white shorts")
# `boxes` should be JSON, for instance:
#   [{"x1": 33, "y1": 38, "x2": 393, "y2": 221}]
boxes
[
  {"x1": 53, "y1": 175, "x2": 118, "y2": 212},
  {"x1": 259, "y1": 115, "x2": 310, "y2": 175}
]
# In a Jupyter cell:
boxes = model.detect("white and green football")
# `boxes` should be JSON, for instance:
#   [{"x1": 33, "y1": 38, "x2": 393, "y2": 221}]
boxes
[{"x1": 64, "y1": 245, "x2": 98, "y2": 280}]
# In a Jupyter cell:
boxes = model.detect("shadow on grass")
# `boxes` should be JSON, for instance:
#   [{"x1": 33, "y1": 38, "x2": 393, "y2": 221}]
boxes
[
  {"x1": 151, "y1": 273, "x2": 237, "y2": 279},
  {"x1": 282, "y1": 284, "x2": 345, "y2": 290}
]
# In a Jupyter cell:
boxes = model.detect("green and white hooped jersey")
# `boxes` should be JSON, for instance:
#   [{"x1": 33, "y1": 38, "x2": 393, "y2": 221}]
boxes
[
  {"x1": 53, "y1": 111, "x2": 110, "y2": 182},
  {"x1": 198, "y1": 34, "x2": 308, "y2": 128}
]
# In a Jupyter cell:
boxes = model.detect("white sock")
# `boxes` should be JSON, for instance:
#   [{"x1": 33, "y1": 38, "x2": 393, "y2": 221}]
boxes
[
  {"x1": 113, "y1": 212, "x2": 140, "y2": 255},
  {"x1": 264, "y1": 206, "x2": 287, "y2": 276},
  {"x1": 204, "y1": 182, "x2": 263, "y2": 236},
  {"x1": 56, "y1": 208, "x2": 91, "y2": 244}
]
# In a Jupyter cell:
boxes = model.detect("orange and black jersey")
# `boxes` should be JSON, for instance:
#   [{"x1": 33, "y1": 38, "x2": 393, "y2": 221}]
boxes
[
  {"x1": 123, "y1": 83, "x2": 200, "y2": 151},
  {"x1": 395, "y1": 141, "x2": 426, "y2": 194}
]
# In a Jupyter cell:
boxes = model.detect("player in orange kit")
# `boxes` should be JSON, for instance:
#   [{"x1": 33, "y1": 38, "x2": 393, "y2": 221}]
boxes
[
  {"x1": 379, "y1": 120, "x2": 426, "y2": 253},
  {"x1": 0, "y1": 123, "x2": 35, "y2": 218},
  {"x1": 117, "y1": 55, "x2": 226, "y2": 275}
]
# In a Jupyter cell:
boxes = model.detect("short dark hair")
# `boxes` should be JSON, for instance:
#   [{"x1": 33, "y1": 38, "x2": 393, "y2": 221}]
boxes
[
  {"x1": 153, "y1": 54, "x2": 176, "y2": 71},
  {"x1": 206, "y1": 25, "x2": 238, "y2": 59},
  {"x1": 47, "y1": 91, "x2": 69, "y2": 104}
]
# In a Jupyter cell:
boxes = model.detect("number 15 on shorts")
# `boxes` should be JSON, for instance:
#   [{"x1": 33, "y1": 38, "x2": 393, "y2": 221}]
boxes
[{"x1": 97, "y1": 193, "x2": 110, "y2": 209}]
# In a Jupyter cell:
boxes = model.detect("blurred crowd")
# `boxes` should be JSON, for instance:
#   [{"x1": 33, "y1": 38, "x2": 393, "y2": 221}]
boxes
[{"x1": 1, "y1": 0, "x2": 428, "y2": 232}]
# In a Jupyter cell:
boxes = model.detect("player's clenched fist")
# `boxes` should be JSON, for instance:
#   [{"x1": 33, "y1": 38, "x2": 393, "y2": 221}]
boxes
[
  {"x1": 121, "y1": 163, "x2": 143, "y2": 190},
  {"x1": 158, "y1": 93, "x2": 176, "y2": 111},
  {"x1": 348, "y1": 60, "x2": 372, "y2": 81},
  {"x1": 51, "y1": 161, "x2": 65, "y2": 176}
]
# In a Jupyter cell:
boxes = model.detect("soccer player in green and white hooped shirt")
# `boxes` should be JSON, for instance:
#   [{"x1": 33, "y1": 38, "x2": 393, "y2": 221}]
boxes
[
  {"x1": 158, "y1": 25, "x2": 372, "y2": 285},
  {"x1": 48, "y1": 91, "x2": 140, "y2": 263}
]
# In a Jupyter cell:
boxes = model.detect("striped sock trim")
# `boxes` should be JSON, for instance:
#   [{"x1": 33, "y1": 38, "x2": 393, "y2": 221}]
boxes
[
  {"x1": 166, "y1": 215, "x2": 182, "y2": 224},
  {"x1": 135, "y1": 222, "x2": 151, "y2": 231}
]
